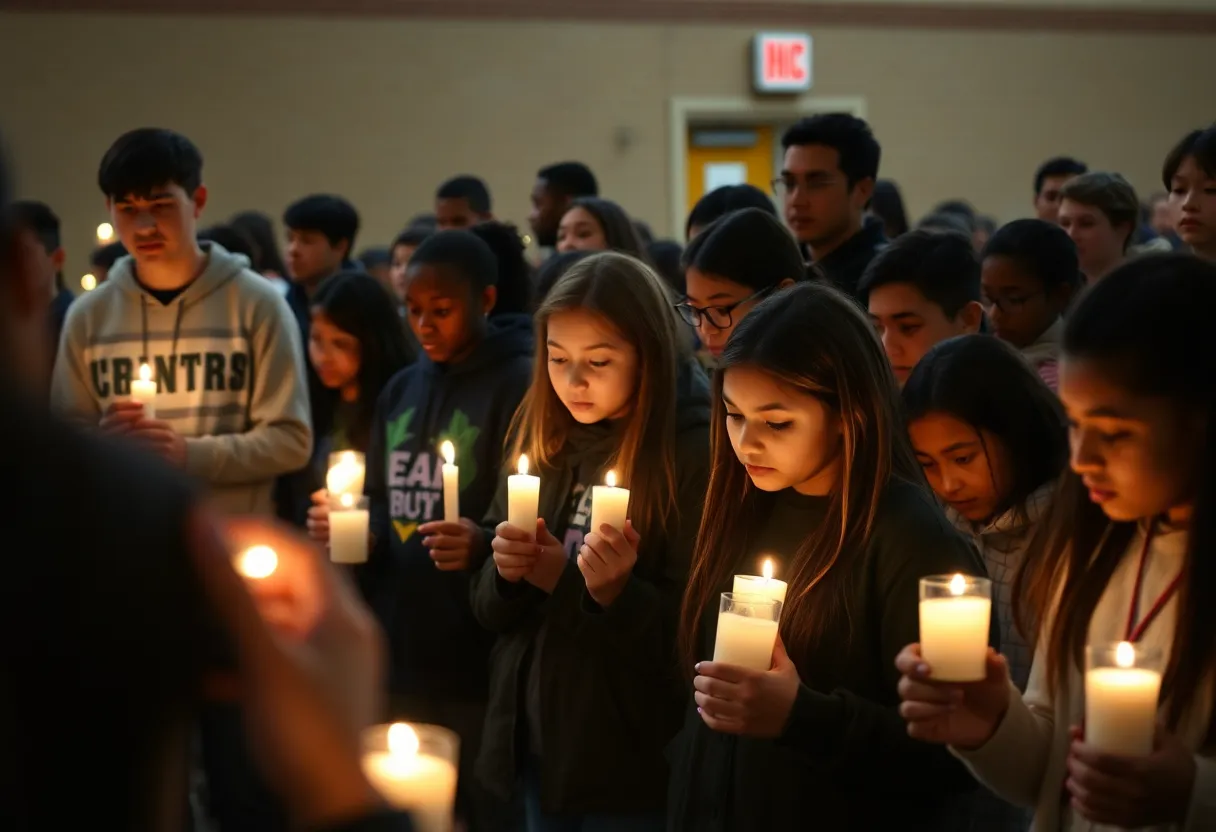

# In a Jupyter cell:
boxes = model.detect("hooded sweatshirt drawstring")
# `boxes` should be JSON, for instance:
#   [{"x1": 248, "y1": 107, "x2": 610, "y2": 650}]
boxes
[{"x1": 140, "y1": 294, "x2": 186, "y2": 379}]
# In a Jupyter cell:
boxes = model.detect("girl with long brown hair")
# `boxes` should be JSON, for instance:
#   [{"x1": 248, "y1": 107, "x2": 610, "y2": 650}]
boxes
[
  {"x1": 668, "y1": 281, "x2": 986, "y2": 831},
  {"x1": 897, "y1": 254, "x2": 1216, "y2": 830},
  {"x1": 469, "y1": 251, "x2": 711, "y2": 830}
]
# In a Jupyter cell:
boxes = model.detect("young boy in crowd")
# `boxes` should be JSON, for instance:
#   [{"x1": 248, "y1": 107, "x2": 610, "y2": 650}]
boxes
[
  {"x1": 778, "y1": 113, "x2": 886, "y2": 297},
  {"x1": 1057, "y1": 171, "x2": 1139, "y2": 283},
  {"x1": 980, "y1": 218, "x2": 1079, "y2": 390},
  {"x1": 10, "y1": 200, "x2": 72, "y2": 363},
  {"x1": 528, "y1": 161, "x2": 598, "y2": 249},
  {"x1": 52, "y1": 127, "x2": 311, "y2": 513},
  {"x1": 283, "y1": 193, "x2": 359, "y2": 305},
  {"x1": 1032, "y1": 156, "x2": 1087, "y2": 223},
  {"x1": 435, "y1": 175, "x2": 494, "y2": 230},
  {"x1": 364, "y1": 230, "x2": 532, "y2": 829},
  {"x1": 859, "y1": 229, "x2": 984, "y2": 386}
]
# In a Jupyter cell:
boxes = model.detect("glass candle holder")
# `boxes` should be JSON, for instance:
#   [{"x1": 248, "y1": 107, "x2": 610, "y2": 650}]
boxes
[
  {"x1": 919, "y1": 573, "x2": 992, "y2": 682},
  {"x1": 362, "y1": 722, "x2": 460, "y2": 832},
  {"x1": 1085, "y1": 641, "x2": 1164, "y2": 756},
  {"x1": 712, "y1": 592, "x2": 782, "y2": 672}
]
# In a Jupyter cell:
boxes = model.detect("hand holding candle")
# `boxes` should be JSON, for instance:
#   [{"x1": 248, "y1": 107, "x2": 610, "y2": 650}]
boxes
[
  {"x1": 440, "y1": 440, "x2": 460, "y2": 523},
  {"x1": 362, "y1": 722, "x2": 459, "y2": 832},
  {"x1": 918, "y1": 574, "x2": 992, "y2": 682},
  {"x1": 507, "y1": 454, "x2": 540, "y2": 537},
  {"x1": 589, "y1": 469, "x2": 629, "y2": 535},
  {"x1": 129, "y1": 362, "x2": 158, "y2": 418}
]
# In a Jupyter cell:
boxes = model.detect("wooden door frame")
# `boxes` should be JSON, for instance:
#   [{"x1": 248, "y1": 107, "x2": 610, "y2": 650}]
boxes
[{"x1": 669, "y1": 95, "x2": 867, "y2": 239}]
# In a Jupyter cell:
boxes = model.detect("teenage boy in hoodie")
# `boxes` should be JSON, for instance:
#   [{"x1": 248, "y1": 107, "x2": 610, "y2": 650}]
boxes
[
  {"x1": 364, "y1": 229, "x2": 532, "y2": 830},
  {"x1": 52, "y1": 128, "x2": 311, "y2": 516}
]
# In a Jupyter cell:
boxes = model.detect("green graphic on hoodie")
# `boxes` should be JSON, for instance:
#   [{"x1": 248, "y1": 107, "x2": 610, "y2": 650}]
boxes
[
  {"x1": 438, "y1": 409, "x2": 481, "y2": 489},
  {"x1": 387, "y1": 407, "x2": 482, "y2": 543},
  {"x1": 386, "y1": 407, "x2": 416, "y2": 450}
]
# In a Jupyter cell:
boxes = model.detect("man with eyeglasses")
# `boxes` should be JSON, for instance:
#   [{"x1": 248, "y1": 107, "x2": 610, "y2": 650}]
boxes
[{"x1": 775, "y1": 114, "x2": 888, "y2": 299}]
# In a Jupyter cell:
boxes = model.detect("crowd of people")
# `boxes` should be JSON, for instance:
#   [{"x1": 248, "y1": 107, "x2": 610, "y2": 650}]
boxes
[{"x1": 2, "y1": 110, "x2": 1215, "y2": 832}]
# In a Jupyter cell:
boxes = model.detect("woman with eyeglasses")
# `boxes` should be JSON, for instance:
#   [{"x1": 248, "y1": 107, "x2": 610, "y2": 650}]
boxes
[
  {"x1": 979, "y1": 219, "x2": 1081, "y2": 393},
  {"x1": 677, "y1": 209, "x2": 807, "y2": 368}
]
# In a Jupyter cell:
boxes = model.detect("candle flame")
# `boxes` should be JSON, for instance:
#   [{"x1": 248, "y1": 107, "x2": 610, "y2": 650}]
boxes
[
  {"x1": 237, "y1": 545, "x2": 278, "y2": 580},
  {"x1": 517, "y1": 454, "x2": 529, "y2": 476},
  {"x1": 341, "y1": 451, "x2": 355, "y2": 464},
  {"x1": 340, "y1": 492, "x2": 354, "y2": 509},
  {"x1": 387, "y1": 722, "x2": 420, "y2": 759},
  {"x1": 96, "y1": 222, "x2": 114, "y2": 242},
  {"x1": 605, "y1": 469, "x2": 617, "y2": 488},
  {"x1": 441, "y1": 440, "x2": 455, "y2": 465},
  {"x1": 1115, "y1": 641, "x2": 1136, "y2": 669},
  {"x1": 139, "y1": 362, "x2": 152, "y2": 383},
  {"x1": 762, "y1": 558, "x2": 774, "y2": 581},
  {"x1": 81, "y1": 273, "x2": 97, "y2": 291},
  {"x1": 949, "y1": 573, "x2": 967, "y2": 596}
]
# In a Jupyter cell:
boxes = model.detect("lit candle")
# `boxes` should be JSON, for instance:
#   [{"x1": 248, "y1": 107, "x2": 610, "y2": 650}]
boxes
[
  {"x1": 129, "y1": 362, "x2": 158, "y2": 418},
  {"x1": 327, "y1": 451, "x2": 366, "y2": 498},
  {"x1": 1085, "y1": 641, "x2": 1163, "y2": 756},
  {"x1": 712, "y1": 591, "x2": 781, "y2": 672},
  {"x1": 329, "y1": 492, "x2": 369, "y2": 564},
  {"x1": 733, "y1": 558, "x2": 788, "y2": 609},
  {"x1": 235, "y1": 545, "x2": 278, "y2": 580},
  {"x1": 362, "y1": 722, "x2": 459, "y2": 832},
  {"x1": 440, "y1": 440, "x2": 459, "y2": 523},
  {"x1": 507, "y1": 454, "x2": 540, "y2": 536},
  {"x1": 96, "y1": 222, "x2": 114, "y2": 244},
  {"x1": 589, "y1": 469, "x2": 629, "y2": 535},
  {"x1": 918, "y1": 573, "x2": 992, "y2": 682},
  {"x1": 80, "y1": 273, "x2": 97, "y2": 292}
]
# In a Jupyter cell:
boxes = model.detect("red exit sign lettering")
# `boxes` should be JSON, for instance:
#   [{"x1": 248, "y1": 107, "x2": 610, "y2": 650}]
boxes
[{"x1": 752, "y1": 33, "x2": 813, "y2": 94}]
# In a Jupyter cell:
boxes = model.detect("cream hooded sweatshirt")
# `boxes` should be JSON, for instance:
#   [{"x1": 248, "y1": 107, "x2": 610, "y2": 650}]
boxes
[{"x1": 51, "y1": 242, "x2": 312, "y2": 515}]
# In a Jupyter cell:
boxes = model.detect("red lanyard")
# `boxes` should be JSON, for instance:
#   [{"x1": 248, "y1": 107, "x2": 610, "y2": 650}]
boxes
[{"x1": 1124, "y1": 521, "x2": 1183, "y2": 643}]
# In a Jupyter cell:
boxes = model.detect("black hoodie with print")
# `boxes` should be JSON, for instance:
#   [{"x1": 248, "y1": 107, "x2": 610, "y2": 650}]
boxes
[{"x1": 469, "y1": 364, "x2": 712, "y2": 815}]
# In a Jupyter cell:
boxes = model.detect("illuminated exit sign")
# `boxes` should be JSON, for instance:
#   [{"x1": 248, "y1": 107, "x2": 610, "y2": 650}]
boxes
[{"x1": 752, "y1": 32, "x2": 813, "y2": 94}]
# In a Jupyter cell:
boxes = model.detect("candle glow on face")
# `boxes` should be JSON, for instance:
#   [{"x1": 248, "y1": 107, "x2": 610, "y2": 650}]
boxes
[
  {"x1": 949, "y1": 573, "x2": 966, "y2": 596},
  {"x1": 237, "y1": 545, "x2": 278, "y2": 579},
  {"x1": 518, "y1": 454, "x2": 530, "y2": 476},
  {"x1": 441, "y1": 440, "x2": 455, "y2": 466},
  {"x1": 388, "y1": 722, "x2": 421, "y2": 759}
]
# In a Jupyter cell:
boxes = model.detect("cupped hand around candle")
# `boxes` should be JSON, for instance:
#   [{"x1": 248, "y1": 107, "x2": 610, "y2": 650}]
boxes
[
  {"x1": 492, "y1": 520, "x2": 540, "y2": 583},
  {"x1": 1065, "y1": 724, "x2": 1196, "y2": 827},
  {"x1": 99, "y1": 400, "x2": 146, "y2": 435},
  {"x1": 306, "y1": 490, "x2": 331, "y2": 544},
  {"x1": 693, "y1": 635, "x2": 801, "y2": 738},
  {"x1": 419, "y1": 518, "x2": 482, "y2": 572},
  {"x1": 894, "y1": 643, "x2": 1011, "y2": 749},
  {"x1": 577, "y1": 520, "x2": 640, "y2": 608},
  {"x1": 128, "y1": 418, "x2": 187, "y2": 467}
]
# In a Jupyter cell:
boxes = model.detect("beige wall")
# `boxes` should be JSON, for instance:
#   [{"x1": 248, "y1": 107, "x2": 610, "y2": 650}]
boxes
[{"x1": 1, "y1": 11, "x2": 1213, "y2": 287}]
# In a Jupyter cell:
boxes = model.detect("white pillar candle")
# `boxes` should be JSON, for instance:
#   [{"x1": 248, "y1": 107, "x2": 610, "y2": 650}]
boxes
[
  {"x1": 362, "y1": 723, "x2": 459, "y2": 832},
  {"x1": 732, "y1": 558, "x2": 788, "y2": 609},
  {"x1": 507, "y1": 454, "x2": 540, "y2": 537},
  {"x1": 919, "y1": 573, "x2": 992, "y2": 682},
  {"x1": 327, "y1": 451, "x2": 366, "y2": 498},
  {"x1": 235, "y1": 545, "x2": 278, "y2": 580},
  {"x1": 589, "y1": 469, "x2": 629, "y2": 535},
  {"x1": 440, "y1": 440, "x2": 460, "y2": 523},
  {"x1": 712, "y1": 592, "x2": 781, "y2": 672},
  {"x1": 1085, "y1": 641, "x2": 1163, "y2": 756},
  {"x1": 129, "y1": 362, "x2": 158, "y2": 418},
  {"x1": 329, "y1": 493, "x2": 369, "y2": 564}
]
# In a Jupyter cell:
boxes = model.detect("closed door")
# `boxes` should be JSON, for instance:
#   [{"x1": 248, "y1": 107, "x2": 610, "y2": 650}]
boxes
[{"x1": 685, "y1": 124, "x2": 777, "y2": 225}]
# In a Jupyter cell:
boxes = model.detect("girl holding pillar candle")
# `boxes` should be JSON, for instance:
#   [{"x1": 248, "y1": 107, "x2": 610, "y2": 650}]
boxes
[
  {"x1": 896, "y1": 255, "x2": 1216, "y2": 831},
  {"x1": 670, "y1": 282, "x2": 988, "y2": 832},
  {"x1": 471, "y1": 252, "x2": 711, "y2": 828}
]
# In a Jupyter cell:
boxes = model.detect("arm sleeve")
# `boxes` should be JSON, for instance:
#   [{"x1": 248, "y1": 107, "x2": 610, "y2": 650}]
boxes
[
  {"x1": 50, "y1": 303, "x2": 101, "y2": 422},
  {"x1": 468, "y1": 467, "x2": 549, "y2": 633},
  {"x1": 184, "y1": 293, "x2": 312, "y2": 485},
  {"x1": 776, "y1": 499, "x2": 987, "y2": 800}
]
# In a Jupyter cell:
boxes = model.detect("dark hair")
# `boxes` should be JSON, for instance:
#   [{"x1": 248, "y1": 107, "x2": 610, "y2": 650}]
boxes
[
  {"x1": 869, "y1": 180, "x2": 909, "y2": 238},
  {"x1": 436, "y1": 175, "x2": 492, "y2": 214},
  {"x1": 229, "y1": 211, "x2": 288, "y2": 276},
  {"x1": 685, "y1": 184, "x2": 776, "y2": 238},
  {"x1": 10, "y1": 200, "x2": 60, "y2": 253},
  {"x1": 680, "y1": 282, "x2": 919, "y2": 671},
  {"x1": 932, "y1": 199, "x2": 977, "y2": 222},
  {"x1": 311, "y1": 271, "x2": 414, "y2": 450},
  {"x1": 357, "y1": 246, "x2": 392, "y2": 269},
  {"x1": 408, "y1": 229, "x2": 498, "y2": 292},
  {"x1": 534, "y1": 250, "x2": 594, "y2": 307},
  {"x1": 917, "y1": 212, "x2": 973, "y2": 237},
  {"x1": 976, "y1": 215, "x2": 997, "y2": 235},
  {"x1": 565, "y1": 197, "x2": 648, "y2": 261},
  {"x1": 682, "y1": 207, "x2": 804, "y2": 293},
  {"x1": 537, "y1": 162, "x2": 598, "y2": 198},
  {"x1": 283, "y1": 195, "x2": 360, "y2": 253},
  {"x1": 1016, "y1": 254, "x2": 1216, "y2": 740},
  {"x1": 90, "y1": 240, "x2": 128, "y2": 269},
  {"x1": 469, "y1": 221, "x2": 533, "y2": 315},
  {"x1": 781, "y1": 113, "x2": 881, "y2": 188},
  {"x1": 859, "y1": 229, "x2": 980, "y2": 317},
  {"x1": 392, "y1": 226, "x2": 433, "y2": 250},
  {"x1": 1033, "y1": 156, "x2": 1088, "y2": 196},
  {"x1": 647, "y1": 239, "x2": 685, "y2": 295},
  {"x1": 1059, "y1": 172, "x2": 1140, "y2": 251},
  {"x1": 981, "y1": 219, "x2": 1079, "y2": 290},
  {"x1": 198, "y1": 225, "x2": 256, "y2": 262},
  {"x1": 902, "y1": 334, "x2": 1067, "y2": 520},
  {"x1": 407, "y1": 213, "x2": 439, "y2": 231},
  {"x1": 633, "y1": 220, "x2": 655, "y2": 247},
  {"x1": 1162, "y1": 125, "x2": 1216, "y2": 188},
  {"x1": 97, "y1": 128, "x2": 203, "y2": 199}
]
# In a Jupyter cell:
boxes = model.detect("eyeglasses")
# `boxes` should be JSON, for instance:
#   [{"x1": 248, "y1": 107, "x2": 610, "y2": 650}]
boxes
[
  {"x1": 981, "y1": 291, "x2": 1044, "y2": 314},
  {"x1": 674, "y1": 287, "x2": 774, "y2": 330},
  {"x1": 770, "y1": 174, "x2": 841, "y2": 198}
]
